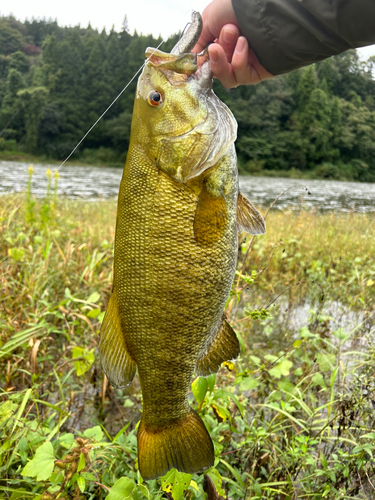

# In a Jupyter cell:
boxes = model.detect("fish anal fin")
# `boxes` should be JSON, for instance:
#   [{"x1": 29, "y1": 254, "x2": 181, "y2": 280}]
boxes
[
  {"x1": 99, "y1": 291, "x2": 136, "y2": 388},
  {"x1": 193, "y1": 183, "x2": 227, "y2": 246},
  {"x1": 138, "y1": 409, "x2": 214, "y2": 480},
  {"x1": 196, "y1": 317, "x2": 240, "y2": 376},
  {"x1": 237, "y1": 191, "x2": 266, "y2": 235}
]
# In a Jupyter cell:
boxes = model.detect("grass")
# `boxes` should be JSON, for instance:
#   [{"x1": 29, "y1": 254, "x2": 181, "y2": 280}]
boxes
[{"x1": 0, "y1": 173, "x2": 375, "y2": 499}]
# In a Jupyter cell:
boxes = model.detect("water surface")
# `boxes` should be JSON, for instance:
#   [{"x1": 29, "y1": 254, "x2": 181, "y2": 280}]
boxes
[{"x1": 1, "y1": 161, "x2": 374, "y2": 212}]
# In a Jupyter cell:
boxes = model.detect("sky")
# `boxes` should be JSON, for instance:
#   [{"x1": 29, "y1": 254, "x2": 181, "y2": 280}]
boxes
[{"x1": 1, "y1": 0, "x2": 374, "y2": 61}]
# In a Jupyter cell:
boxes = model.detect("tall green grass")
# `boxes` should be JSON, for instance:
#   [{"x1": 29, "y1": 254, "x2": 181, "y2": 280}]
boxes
[{"x1": 0, "y1": 171, "x2": 375, "y2": 499}]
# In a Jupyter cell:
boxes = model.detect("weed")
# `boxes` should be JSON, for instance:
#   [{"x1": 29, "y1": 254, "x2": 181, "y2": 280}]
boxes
[{"x1": 0, "y1": 170, "x2": 375, "y2": 499}]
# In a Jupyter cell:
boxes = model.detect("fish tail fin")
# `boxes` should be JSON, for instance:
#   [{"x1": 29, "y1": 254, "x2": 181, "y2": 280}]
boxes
[{"x1": 138, "y1": 409, "x2": 214, "y2": 480}]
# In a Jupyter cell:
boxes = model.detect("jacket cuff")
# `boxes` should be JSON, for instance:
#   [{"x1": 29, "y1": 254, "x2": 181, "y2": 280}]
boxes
[
  {"x1": 231, "y1": 0, "x2": 357, "y2": 76},
  {"x1": 232, "y1": 0, "x2": 291, "y2": 75}
]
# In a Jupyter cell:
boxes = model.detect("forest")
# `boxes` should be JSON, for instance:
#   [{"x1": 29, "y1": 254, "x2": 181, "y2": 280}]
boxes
[{"x1": 1, "y1": 15, "x2": 375, "y2": 181}]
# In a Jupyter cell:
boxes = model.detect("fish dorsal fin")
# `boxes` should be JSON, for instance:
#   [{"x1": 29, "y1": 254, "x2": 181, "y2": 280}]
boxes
[
  {"x1": 193, "y1": 183, "x2": 227, "y2": 246},
  {"x1": 195, "y1": 317, "x2": 240, "y2": 376},
  {"x1": 99, "y1": 291, "x2": 136, "y2": 388},
  {"x1": 237, "y1": 191, "x2": 266, "y2": 235}
]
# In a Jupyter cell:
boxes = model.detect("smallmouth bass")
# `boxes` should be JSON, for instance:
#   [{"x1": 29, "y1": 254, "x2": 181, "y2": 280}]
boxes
[{"x1": 99, "y1": 12, "x2": 265, "y2": 481}]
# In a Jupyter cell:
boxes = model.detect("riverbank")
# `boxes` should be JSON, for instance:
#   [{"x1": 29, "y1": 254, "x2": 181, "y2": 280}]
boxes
[
  {"x1": 0, "y1": 149, "x2": 124, "y2": 169},
  {"x1": 1, "y1": 192, "x2": 374, "y2": 498},
  {"x1": 3, "y1": 160, "x2": 375, "y2": 213},
  {"x1": 1, "y1": 149, "x2": 373, "y2": 182}
]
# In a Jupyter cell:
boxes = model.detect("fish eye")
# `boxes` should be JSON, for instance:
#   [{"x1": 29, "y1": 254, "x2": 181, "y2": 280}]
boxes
[{"x1": 147, "y1": 90, "x2": 163, "y2": 107}]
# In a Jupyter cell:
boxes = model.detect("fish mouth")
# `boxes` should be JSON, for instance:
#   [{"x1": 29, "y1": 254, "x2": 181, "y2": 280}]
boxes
[{"x1": 144, "y1": 11, "x2": 211, "y2": 87}]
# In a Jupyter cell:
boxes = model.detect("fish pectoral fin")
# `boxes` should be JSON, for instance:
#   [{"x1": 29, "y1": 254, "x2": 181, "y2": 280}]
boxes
[
  {"x1": 237, "y1": 191, "x2": 266, "y2": 235},
  {"x1": 193, "y1": 183, "x2": 227, "y2": 246},
  {"x1": 99, "y1": 291, "x2": 136, "y2": 388},
  {"x1": 195, "y1": 317, "x2": 240, "y2": 376}
]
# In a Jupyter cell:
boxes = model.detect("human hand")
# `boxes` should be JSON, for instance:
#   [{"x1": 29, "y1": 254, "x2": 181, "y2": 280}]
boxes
[{"x1": 193, "y1": 0, "x2": 274, "y2": 88}]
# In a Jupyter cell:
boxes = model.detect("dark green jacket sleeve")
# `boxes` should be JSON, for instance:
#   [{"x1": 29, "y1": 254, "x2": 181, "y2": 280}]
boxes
[{"x1": 231, "y1": 0, "x2": 375, "y2": 75}]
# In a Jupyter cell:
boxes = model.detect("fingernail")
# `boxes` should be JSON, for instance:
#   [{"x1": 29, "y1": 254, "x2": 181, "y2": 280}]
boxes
[
  {"x1": 223, "y1": 29, "x2": 236, "y2": 44},
  {"x1": 235, "y1": 37, "x2": 246, "y2": 54},
  {"x1": 209, "y1": 49, "x2": 218, "y2": 64}
]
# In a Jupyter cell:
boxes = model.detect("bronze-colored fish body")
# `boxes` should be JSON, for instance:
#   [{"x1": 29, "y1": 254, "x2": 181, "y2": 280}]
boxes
[{"x1": 99, "y1": 13, "x2": 265, "y2": 481}]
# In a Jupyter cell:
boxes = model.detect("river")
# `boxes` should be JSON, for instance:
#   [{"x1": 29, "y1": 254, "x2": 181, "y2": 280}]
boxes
[{"x1": 1, "y1": 160, "x2": 374, "y2": 212}]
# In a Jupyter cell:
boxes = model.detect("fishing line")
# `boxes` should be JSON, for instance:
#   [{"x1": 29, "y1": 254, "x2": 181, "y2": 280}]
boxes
[{"x1": 56, "y1": 40, "x2": 164, "y2": 172}]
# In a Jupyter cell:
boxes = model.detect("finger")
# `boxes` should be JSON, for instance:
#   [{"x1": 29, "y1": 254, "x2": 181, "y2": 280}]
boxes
[
  {"x1": 231, "y1": 36, "x2": 257, "y2": 85},
  {"x1": 218, "y1": 24, "x2": 240, "y2": 63},
  {"x1": 208, "y1": 43, "x2": 238, "y2": 89},
  {"x1": 232, "y1": 39, "x2": 274, "y2": 84}
]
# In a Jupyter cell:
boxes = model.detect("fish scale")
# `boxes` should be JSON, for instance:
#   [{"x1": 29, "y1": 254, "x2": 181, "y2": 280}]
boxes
[{"x1": 99, "y1": 11, "x2": 265, "y2": 480}]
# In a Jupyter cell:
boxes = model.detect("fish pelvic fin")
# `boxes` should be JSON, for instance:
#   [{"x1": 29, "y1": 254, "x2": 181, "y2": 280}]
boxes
[
  {"x1": 99, "y1": 290, "x2": 136, "y2": 388},
  {"x1": 237, "y1": 191, "x2": 266, "y2": 235},
  {"x1": 138, "y1": 409, "x2": 214, "y2": 480},
  {"x1": 195, "y1": 317, "x2": 240, "y2": 376}
]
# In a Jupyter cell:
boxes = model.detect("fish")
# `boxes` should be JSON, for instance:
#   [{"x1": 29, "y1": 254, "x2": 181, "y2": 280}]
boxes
[{"x1": 99, "y1": 12, "x2": 265, "y2": 481}]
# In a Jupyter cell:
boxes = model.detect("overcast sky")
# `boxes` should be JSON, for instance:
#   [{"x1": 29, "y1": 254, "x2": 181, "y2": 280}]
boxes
[{"x1": 1, "y1": 0, "x2": 374, "y2": 61}]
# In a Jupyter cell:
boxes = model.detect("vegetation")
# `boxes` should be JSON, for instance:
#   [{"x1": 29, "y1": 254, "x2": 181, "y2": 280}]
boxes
[
  {"x1": 1, "y1": 171, "x2": 375, "y2": 498},
  {"x1": 1, "y1": 16, "x2": 375, "y2": 179}
]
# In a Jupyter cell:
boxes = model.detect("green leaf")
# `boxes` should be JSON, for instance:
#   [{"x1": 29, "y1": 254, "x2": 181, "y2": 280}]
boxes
[
  {"x1": 277, "y1": 378, "x2": 295, "y2": 393},
  {"x1": 189, "y1": 480, "x2": 199, "y2": 492},
  {"x1": 0, "y1": 400, "x2": 17, "y2": 425},
  {"x1": 293, "y1": 339, "x2": 302, "y2": 348},
  {"x1": 264, "y1": 354, "x2": 278, "y2": 363},
  {"x1": 22, "y1": 441, "x2": 55, "y2": 481},
  {"x1": 333, "y1": 328, "x2": 348, "y2": 340},
  {"x1": 361, "y1": 432, "x2": 375, "y2": 440},
  {"x1": 106, "y1": 477, "x2": 136, "y2": 500},
  {"x1": 206, "y1": 374, "x2": 216, "y2": 393},
  {"x1": 87, "y1": 308, "x2": 101, "y2": 318},
  {"x1": 207, "y1": 468, "x2": 226, "y2": 497},
  {"x1": 58, "y1": 432, "x2": 75, "y2": 449},
  {"x1": 316, "y1": 353, "x2": 336, "y2": 372},
  {"x1": 77, "y1": 452, "x2": 85, "y2": 472},
  {"x1": 8, "y1": 247, "x2": 26, "y2": 262},
  {"x1": 77, "y1": 476, "x2": 86, "y2": 493},
  {"x1": 18, "y1": 437, "x2": 28, "y2": 452},
  {"x1": 87, "y1": 291, "x2": 100, "y2": 303},
  {"x1": 9, "y1": 489, "x2": 31, "y2": 499},
  {"x1": 250, "y1": 355, "x2": 261, "y2": 366},
  {"x1": 191, "y1": 377, "x2": 208, "y2": 405},
  {"x1": 269, "y1": 359, "x2": 293, "y2": 379},
  {"x1": 239, "y1": 376, "x2": 259, "y2": 391},
  {"x1": 212, "y1": 403, "x2": 230, "y2": 422},
  {"x1": 161, "y1": 469, "x2": 192, "y2": 500},
  {"x1": 72, "y1": 346, "x2": 95, "y2": 376},
  {"x1": 12, "y1": 388, "x2": 32, "y2": 435},
  {"x1": 80, "y1": 472, "x2": 97, "y2": 481},
  {"x1": 311, "y1": 372, "x2": 326, "y2": 387},
  {"x1": 84, "y1": 425, "x2": 104, "y2": 442}
]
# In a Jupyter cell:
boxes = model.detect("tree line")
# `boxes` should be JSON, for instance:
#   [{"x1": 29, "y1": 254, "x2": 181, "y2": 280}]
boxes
[{"x1": 1, "y1": 15, "x2": 375, "y2": 181}]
